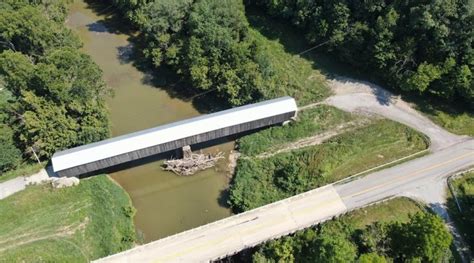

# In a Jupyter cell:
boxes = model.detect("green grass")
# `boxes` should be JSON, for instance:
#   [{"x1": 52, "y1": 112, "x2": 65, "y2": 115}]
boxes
[
  {"x1": 248, "y1": 17, "x2": 331, "y2": 105},
  {"x1": 447, "y1": 172, "x2": 474, "y2": 251},
  {"x1": 0, "y1": 176, "x2": 136, "y2": 262},
  {"x1": 0, "y1": 162, "x2": 45, "y2": 183},
  {"x1": 230, "y1": 120, "x2": 429, "y2": 211},
  {"x1": 346, "y1": 197, "x2": 425, "y2": 229},
  {"x1": 238, "y1": 105, "x2": 357, "y2": 156},
  {"x1": 246, "y1": 7, "x2": 362, "y2": 81},
  {"x1": 425, "y1": 110, "x2": 474, "y2": 137},
  {"x1": 411, "y1": 94, "x2": 474, "y2": 136}
]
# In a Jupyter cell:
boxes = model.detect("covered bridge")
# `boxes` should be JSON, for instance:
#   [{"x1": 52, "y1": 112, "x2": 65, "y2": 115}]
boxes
[{"x1": 52, "y1": 96, "x2": 297, "y2": 177}]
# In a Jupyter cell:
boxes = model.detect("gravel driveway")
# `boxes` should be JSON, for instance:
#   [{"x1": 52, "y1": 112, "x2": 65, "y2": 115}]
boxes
[{"x1": 325, "y1": 77, "x2": 467, "y2": 151}]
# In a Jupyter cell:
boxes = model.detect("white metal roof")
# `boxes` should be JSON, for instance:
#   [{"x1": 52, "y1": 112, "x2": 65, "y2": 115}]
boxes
[{"x1": 52, "y1": 96, "x2": 297, "y2": 172}]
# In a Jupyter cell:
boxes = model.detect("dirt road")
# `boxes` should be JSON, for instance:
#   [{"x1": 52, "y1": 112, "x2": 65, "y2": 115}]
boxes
[{"x1": 325, "y1": 77, "x2": 467, "y2": 151}]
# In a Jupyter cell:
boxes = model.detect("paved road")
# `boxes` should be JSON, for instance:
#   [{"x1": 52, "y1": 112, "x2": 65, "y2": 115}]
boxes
[
  {"x1": 336, "y1": 139, "x2": 474, "y2": 208},
  {"x1": 96, "y1": 139, "x2": 474, "y2": 263},
  {"x1": 0, "y1": 168, "x2": 51, "y2": 200},
  {"x1": 0, "y1": 177, "x2": 25, "y2": 200}
]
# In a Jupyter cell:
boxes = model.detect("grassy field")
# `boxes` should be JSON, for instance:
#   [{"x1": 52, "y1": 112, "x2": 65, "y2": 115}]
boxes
[
  {"x1": 238, "y1": 105, "x2": 358, "y2": 156},
  {"x1": 230, "y1": 120, "x2": 429, "y2": 211},
  {"x1": 247, "y1": 12, "x2": 331, "y2": 105},
  {"x1": 346, "y1": 197, "x2": 424, "y2": 229},
  {"x1": 448, "y1": 172, "x2": 474, "y2": 251},
  {"x1": 250, "y1": 28, "x2": 330, "y2": 105},
  {"x1": 422, "y1": 107, "x2": 474, "y2": 137},
  {"x1": 0, "y1": 162, "x2": 45, "y2": 183},
  {"x1": 411, "y1": 94, "x2": 474, "y2": 137},
  {"x1": 0, "y1": 176, "x2": 136, "y2": 262},
  {"x1": 246, "y1": 7, "x2": 362, "y2": 81}
]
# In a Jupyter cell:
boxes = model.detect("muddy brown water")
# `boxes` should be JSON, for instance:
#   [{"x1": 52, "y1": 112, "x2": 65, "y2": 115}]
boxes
[{"x1": 67, "y1": 1, "x2": 232, "y2": 242}]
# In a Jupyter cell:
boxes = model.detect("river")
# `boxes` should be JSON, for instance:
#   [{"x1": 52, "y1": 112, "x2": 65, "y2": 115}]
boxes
[{"x1": 66, "y1": 1, "x2": 233, "y2": 242}]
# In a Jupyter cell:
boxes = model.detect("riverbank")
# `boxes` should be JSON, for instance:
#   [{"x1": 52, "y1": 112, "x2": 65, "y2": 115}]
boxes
[{"x1": 66, "y1": 0, "x2": 233, "y2": 242}]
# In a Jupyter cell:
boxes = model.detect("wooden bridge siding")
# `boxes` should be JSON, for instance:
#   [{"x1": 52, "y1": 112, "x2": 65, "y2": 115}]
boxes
[{"x1": 57, "y1": 111, "x2": 296, "y2": 177}]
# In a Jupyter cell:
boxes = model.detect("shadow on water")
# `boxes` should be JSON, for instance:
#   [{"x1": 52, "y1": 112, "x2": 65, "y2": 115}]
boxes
[
  {"x1": 79, "y1": 151, "x2": 175, "y2": 179},
  {"x1": 119, "y1": 34, "x2": 231, "y2": 113},
  {"x1": 82, "y1": 0, "x2": 231, "y2": 114},
  {"x1": 217, "y1": 188, "x2": 231, "y2": 209},
  {"x1": 78, "y1": 127, "x2": 267, "y2": 180},
  {"x1": 86, "y1": 22, "x2": 109, "y2": 33},
  {"x1": 116, "y1": 44, "x2": 134, "y2": 64},
  {"x1": 82, "y1": 0, "x2": 133, "y2": 35}
]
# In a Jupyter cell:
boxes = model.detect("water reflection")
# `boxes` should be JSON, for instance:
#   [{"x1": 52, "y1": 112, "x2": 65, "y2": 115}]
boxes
[{"x1": 67, "y1": 0, "x2": 233, "y2": 242}]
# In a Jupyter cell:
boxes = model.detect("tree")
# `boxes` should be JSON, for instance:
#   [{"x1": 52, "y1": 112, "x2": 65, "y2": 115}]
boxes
[
  {"x1": 389, "y1": 212, "x2": 452, "y2": 262},
  {"x1": 358, "y1": 253, "x2": 387, "y2": 263},
  {"x1": 355, "y1": 222, "x2": 391, "y2": 255},
  {"x1": 307, "y1": 221, "x2": 357, "y2": 263},
  {"x1": 0, "y1": 50, "x2": 35, "y2": 96},
  {"x1": 309, "y1": 233, "x2": 357, "y2": 263},
  {"x1": 0, "y1": 1, "x2": 111, "y2": 171},
  {"x1": 454, "y1": 65, "x2": 473, "y2": 103},
  {"x1": 183, "y1": 0, "x2": 263, "y2": 105},
  {"x1": 0, "y1": 48, "x2": 110, "y2": 160},
  {"x1": 403, "y1": 62, "x2": 442, "y2": 93},
  {"x1": 252, "y1": 252, "x2": 273, "y2": 263},
  {"x1": 249, "y1": 0, "x2": 474, "y2": 107},
  {"x1": 274, "y1": 163, "x2": 313, "y2": 194},
  {"x1": 0, "y1": 4, "x2": 80, "y2": 57},
  {"x1": 112, "y1": 0, "x2": 265, "y2": 106},
  {"x1": 34, "y1": 47, "x2": 111, "y2": 104},
  {"x1": 254, "y1": 238, "x2": 295, "y2": 263},
  {"x1": 0, "y1": 124, "x2": 21, "y2": 172},
  {"x1": 134, "y1": 0, "x2": 193, "y2": 67}
]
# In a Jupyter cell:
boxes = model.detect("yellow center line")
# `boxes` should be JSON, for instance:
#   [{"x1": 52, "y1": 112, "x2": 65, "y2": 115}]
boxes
[
  {"x1": 342, "y1": 151, "x2": 474, "y2": 199},
  {"x1": 155, "y1": 189, "x2": 347, "y2": 262},
  {"x1": 154, "y1": 234, "x2": 232, "y2": 263},
  {"x1": 243, "y1": 196, "x2": 345, "y2": 236},
  {"x1": 292, "y1": 197, "x2": 345, "y2": 217},
  {"x1": 152, "y1": 151, "x2": 473, "y2": 262}
]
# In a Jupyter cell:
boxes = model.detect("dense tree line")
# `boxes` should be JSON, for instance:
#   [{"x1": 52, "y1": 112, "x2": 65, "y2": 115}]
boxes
[
  {"x1": 111, "y1": 0, "x2": 269, "y2": 105},
  {"x1": 251, "y1": 212, "x2": 452, "y2": 263},
  {"x1": 110, "y1": 0, "x2": 334, "y2": 106},
  {"x1": 249, "y1": 0, "x2": 474, "y2": 107},
  {"x1": 0, "y1": 1, "x2": 110, "y2": 171}
]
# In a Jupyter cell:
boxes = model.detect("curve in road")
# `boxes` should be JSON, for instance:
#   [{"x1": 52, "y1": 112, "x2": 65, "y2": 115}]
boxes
[{"x1": 95, "y1": 139, "x2": 474, "y2": 262}]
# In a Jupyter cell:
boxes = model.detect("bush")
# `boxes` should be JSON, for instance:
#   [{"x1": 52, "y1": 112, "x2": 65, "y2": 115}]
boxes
[
  {"x1": 238, "y1": 105, "x2": 354, "y2": 156},
  {"x1": 0, "y1": 125, "x2": 21, "y2": 172},
  {"x1": 230, "y1": 120, "x2": 428, "y2": 212}
]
